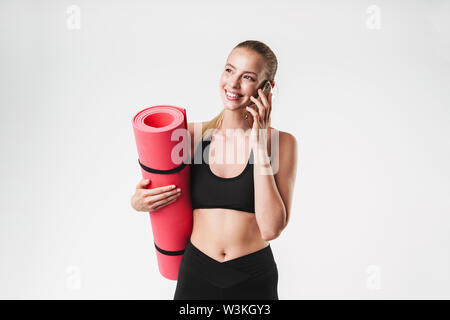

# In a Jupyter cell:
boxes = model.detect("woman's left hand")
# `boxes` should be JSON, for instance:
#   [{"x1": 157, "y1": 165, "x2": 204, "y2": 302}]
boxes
[{"x1": 246, "y1": 88, "x2": 272, "y2": 154}]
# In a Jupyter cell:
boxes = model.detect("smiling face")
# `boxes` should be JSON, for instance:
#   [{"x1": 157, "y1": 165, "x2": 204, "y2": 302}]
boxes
[{"x1": 219, "y1": 47, "x2": 267, "y2": 111}]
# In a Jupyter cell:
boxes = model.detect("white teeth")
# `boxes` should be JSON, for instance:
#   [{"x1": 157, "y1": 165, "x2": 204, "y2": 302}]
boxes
[{"x1": 226, "y1": 90, "x2": 241, "y2": 98}]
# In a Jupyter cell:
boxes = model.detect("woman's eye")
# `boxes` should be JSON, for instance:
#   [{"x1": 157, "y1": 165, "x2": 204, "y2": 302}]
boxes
[{"x1": 225, "y1": 68, "x2": 254, "y2": 81}]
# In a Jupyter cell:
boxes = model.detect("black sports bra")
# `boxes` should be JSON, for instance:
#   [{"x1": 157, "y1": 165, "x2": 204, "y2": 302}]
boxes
[{"x1": 190, "y1": 138, "x2": 255, "y2": 213}]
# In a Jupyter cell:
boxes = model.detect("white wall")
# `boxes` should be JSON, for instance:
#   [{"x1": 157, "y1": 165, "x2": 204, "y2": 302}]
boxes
[{"x1": 1, "y1": 0, "x2": 449, "y2": 299}]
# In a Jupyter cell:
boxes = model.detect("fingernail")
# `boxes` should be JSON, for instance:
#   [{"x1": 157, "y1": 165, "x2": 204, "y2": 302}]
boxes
[{"x1": 177, "y1": 188, "x2": 181, "y2": 192}]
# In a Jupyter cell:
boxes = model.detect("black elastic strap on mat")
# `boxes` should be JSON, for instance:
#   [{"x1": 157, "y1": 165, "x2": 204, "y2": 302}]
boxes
[
  {"x1": 138, "y1": 159, "x2": 186, "y2": 174},
  {"x1": 154, "y1": 242, "x2": 185, "y2": 256}
]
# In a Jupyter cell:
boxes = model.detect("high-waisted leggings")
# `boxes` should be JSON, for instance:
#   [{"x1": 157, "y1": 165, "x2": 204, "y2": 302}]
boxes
[{"x1": 173, "y1": 240, "x2": 278, "y2": 300}]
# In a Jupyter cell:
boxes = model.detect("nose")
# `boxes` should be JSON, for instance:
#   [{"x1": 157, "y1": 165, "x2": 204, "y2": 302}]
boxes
[{"x1": 228, "y1": 74, "x2": 241, "y2": 89}]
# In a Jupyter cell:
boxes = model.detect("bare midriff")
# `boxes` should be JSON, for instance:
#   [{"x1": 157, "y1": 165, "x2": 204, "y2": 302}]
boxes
[{"x1": 190, "y1": 208, "x2": 269, "y2": 263}]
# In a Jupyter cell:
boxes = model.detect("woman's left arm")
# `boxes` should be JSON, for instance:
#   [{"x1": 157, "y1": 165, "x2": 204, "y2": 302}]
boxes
[
  {"x1": 253, "y1": 131, "x2": 298, "y2": 241},
  {"x1": 246, "y1": 89, "x2": 299, "y2": 241}
]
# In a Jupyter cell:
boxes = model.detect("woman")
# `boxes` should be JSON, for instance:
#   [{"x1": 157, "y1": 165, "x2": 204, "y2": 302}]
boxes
[{"x1": 131, "y1": 40, "x2": 298, "y2": 300}]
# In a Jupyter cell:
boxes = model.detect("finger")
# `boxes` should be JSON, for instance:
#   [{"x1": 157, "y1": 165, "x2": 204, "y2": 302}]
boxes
[
  {"x1": 263, "y1": 91, "x2": 271, "y2": 123},
  {"x1": 258, "y1": 88, "x2": 270, "y2": 109},
  {"x1": 250, "y1": 94, "x2": 265, "y2": 118},
  {"x1": 146, "y1": 187, "x2": 180, "y2": 202},
  {"x1": 250, "y1": 95, "x2": 265, "y2": 120},
  {"x1": 265, "y1": 104, "x2": 271, "y2": 124},
  {"x1": 144, "y1": 184, "x2": 177, "y2": 196},
  {"x1": 151, "y1": 193, "x2": 180, "y2": 210},
  {"x1": 245, "y1": 106, "x2": 260, "y2": 128},
  {"x1": 268, "y1": 92, "x2": 272, "y2": 121},
  {"x1": 136, "y1": 178, "x2": 151, "y2": 189},
  {"x1": 247, "y1": 104, "x2": 258, "y2": 118},
  {"x1": 153, "y1": 197, "x2": 178, "y2": 211},
  {"x1": 258, "y1": 88, "x2": 271, "y2": 125}
]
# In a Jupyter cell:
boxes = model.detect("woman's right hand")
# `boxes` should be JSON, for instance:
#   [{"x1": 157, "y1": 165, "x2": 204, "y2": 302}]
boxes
[{"x1": 130, "y1": 178, "x2": 181, "y2": 212}]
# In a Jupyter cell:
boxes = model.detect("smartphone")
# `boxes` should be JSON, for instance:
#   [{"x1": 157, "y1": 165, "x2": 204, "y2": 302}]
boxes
[
  {"x1": 247, "y1": 80, "x2": 272, "y2": 110},
  {"x1": 257, "y1": 80, "x2": 272, "y2": 98},
  {"x1": 261, "y1": 80, "x2": 272, "y2": 97}
]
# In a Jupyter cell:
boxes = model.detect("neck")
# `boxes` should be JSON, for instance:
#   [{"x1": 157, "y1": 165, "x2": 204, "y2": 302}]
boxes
[{"x1": 219, "y1": 108, "x2": 252, "y2": 133}]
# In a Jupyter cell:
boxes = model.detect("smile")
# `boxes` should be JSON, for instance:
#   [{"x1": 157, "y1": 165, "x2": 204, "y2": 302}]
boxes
[{"x1": 225, "y1": 90, "x2": 243, "y2": 101}]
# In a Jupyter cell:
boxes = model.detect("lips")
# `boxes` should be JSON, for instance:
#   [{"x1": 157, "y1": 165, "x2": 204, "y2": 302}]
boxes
[
  {"x1": 225, "y1": 89, "x2": 243, "y2": 100},
  {"x1": 226, "y1": 89, "x2": 242, "y2": 96}
]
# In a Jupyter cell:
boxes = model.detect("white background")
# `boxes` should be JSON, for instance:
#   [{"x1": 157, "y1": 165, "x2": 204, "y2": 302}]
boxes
[{"x1": 1, "y1": 0, "x2": 449, "y2": 299}]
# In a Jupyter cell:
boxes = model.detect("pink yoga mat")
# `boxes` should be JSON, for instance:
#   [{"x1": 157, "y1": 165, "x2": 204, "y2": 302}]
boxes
[{"x1": 132, "y1": 105, "x2": 193, "y2": 280}]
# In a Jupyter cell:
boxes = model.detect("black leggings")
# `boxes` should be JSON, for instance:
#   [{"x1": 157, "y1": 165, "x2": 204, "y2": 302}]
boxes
[{"x1": 174, "y1": 241, "x2": 278, "y2": 300}]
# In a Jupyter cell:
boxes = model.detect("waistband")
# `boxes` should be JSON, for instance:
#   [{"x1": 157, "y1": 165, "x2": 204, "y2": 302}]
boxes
[{"x1": 181, "y1": 241, "x2": 277, "y2": 288}]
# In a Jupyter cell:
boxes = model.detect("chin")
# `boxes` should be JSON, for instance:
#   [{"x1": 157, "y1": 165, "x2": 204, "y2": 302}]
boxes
[
  {"x1": 221, "y1": 96, "x2": 248, "y2": 110},
  {"x1": 223, "y1": 102, "x2": 241, "y2": 110}
]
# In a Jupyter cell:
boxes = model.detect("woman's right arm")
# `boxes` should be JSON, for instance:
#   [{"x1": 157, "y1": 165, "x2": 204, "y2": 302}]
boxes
[{"x1": 131, "y1": 121, "x2": 198, "y2": 212}]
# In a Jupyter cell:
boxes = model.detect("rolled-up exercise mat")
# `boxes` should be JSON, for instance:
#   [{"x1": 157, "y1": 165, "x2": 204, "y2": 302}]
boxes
[{"x1": 132, "y1": 105, "x2": 193, "y2": 280}]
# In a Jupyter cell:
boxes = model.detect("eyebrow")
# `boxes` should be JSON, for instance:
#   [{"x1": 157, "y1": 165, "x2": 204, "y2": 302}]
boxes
[{"x1": 225, "y1": 63, "x2": 258, "y2": 76}]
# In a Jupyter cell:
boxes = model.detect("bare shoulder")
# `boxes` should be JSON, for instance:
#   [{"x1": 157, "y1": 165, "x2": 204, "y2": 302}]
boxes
[
  {"x1": 187, "y1": 121, "x2": 207, "y2": 143},
  {"x1": 187, "y1": 121, "x2": 208, "y2": 134},
  {"x1": 187, "y1": 122, "x2": 195, "y2": 135},
  {"x1": 270, "y1": 128, "x2": 298, "y2": 180},
  {"x1": 269, "y1": 127, "x2": 298, "y2": 152},
  {"x1": 187, "y1": 122, "x2": 208, "y2": 161},
  {"x1": 280, "y1": 130, "x2": 298, "y2": 150}
]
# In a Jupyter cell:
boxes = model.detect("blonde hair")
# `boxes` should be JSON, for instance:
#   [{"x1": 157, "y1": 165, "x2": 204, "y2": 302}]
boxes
[{"x1": 202, "y1": 40, "x2": 278, "y2": 140}]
